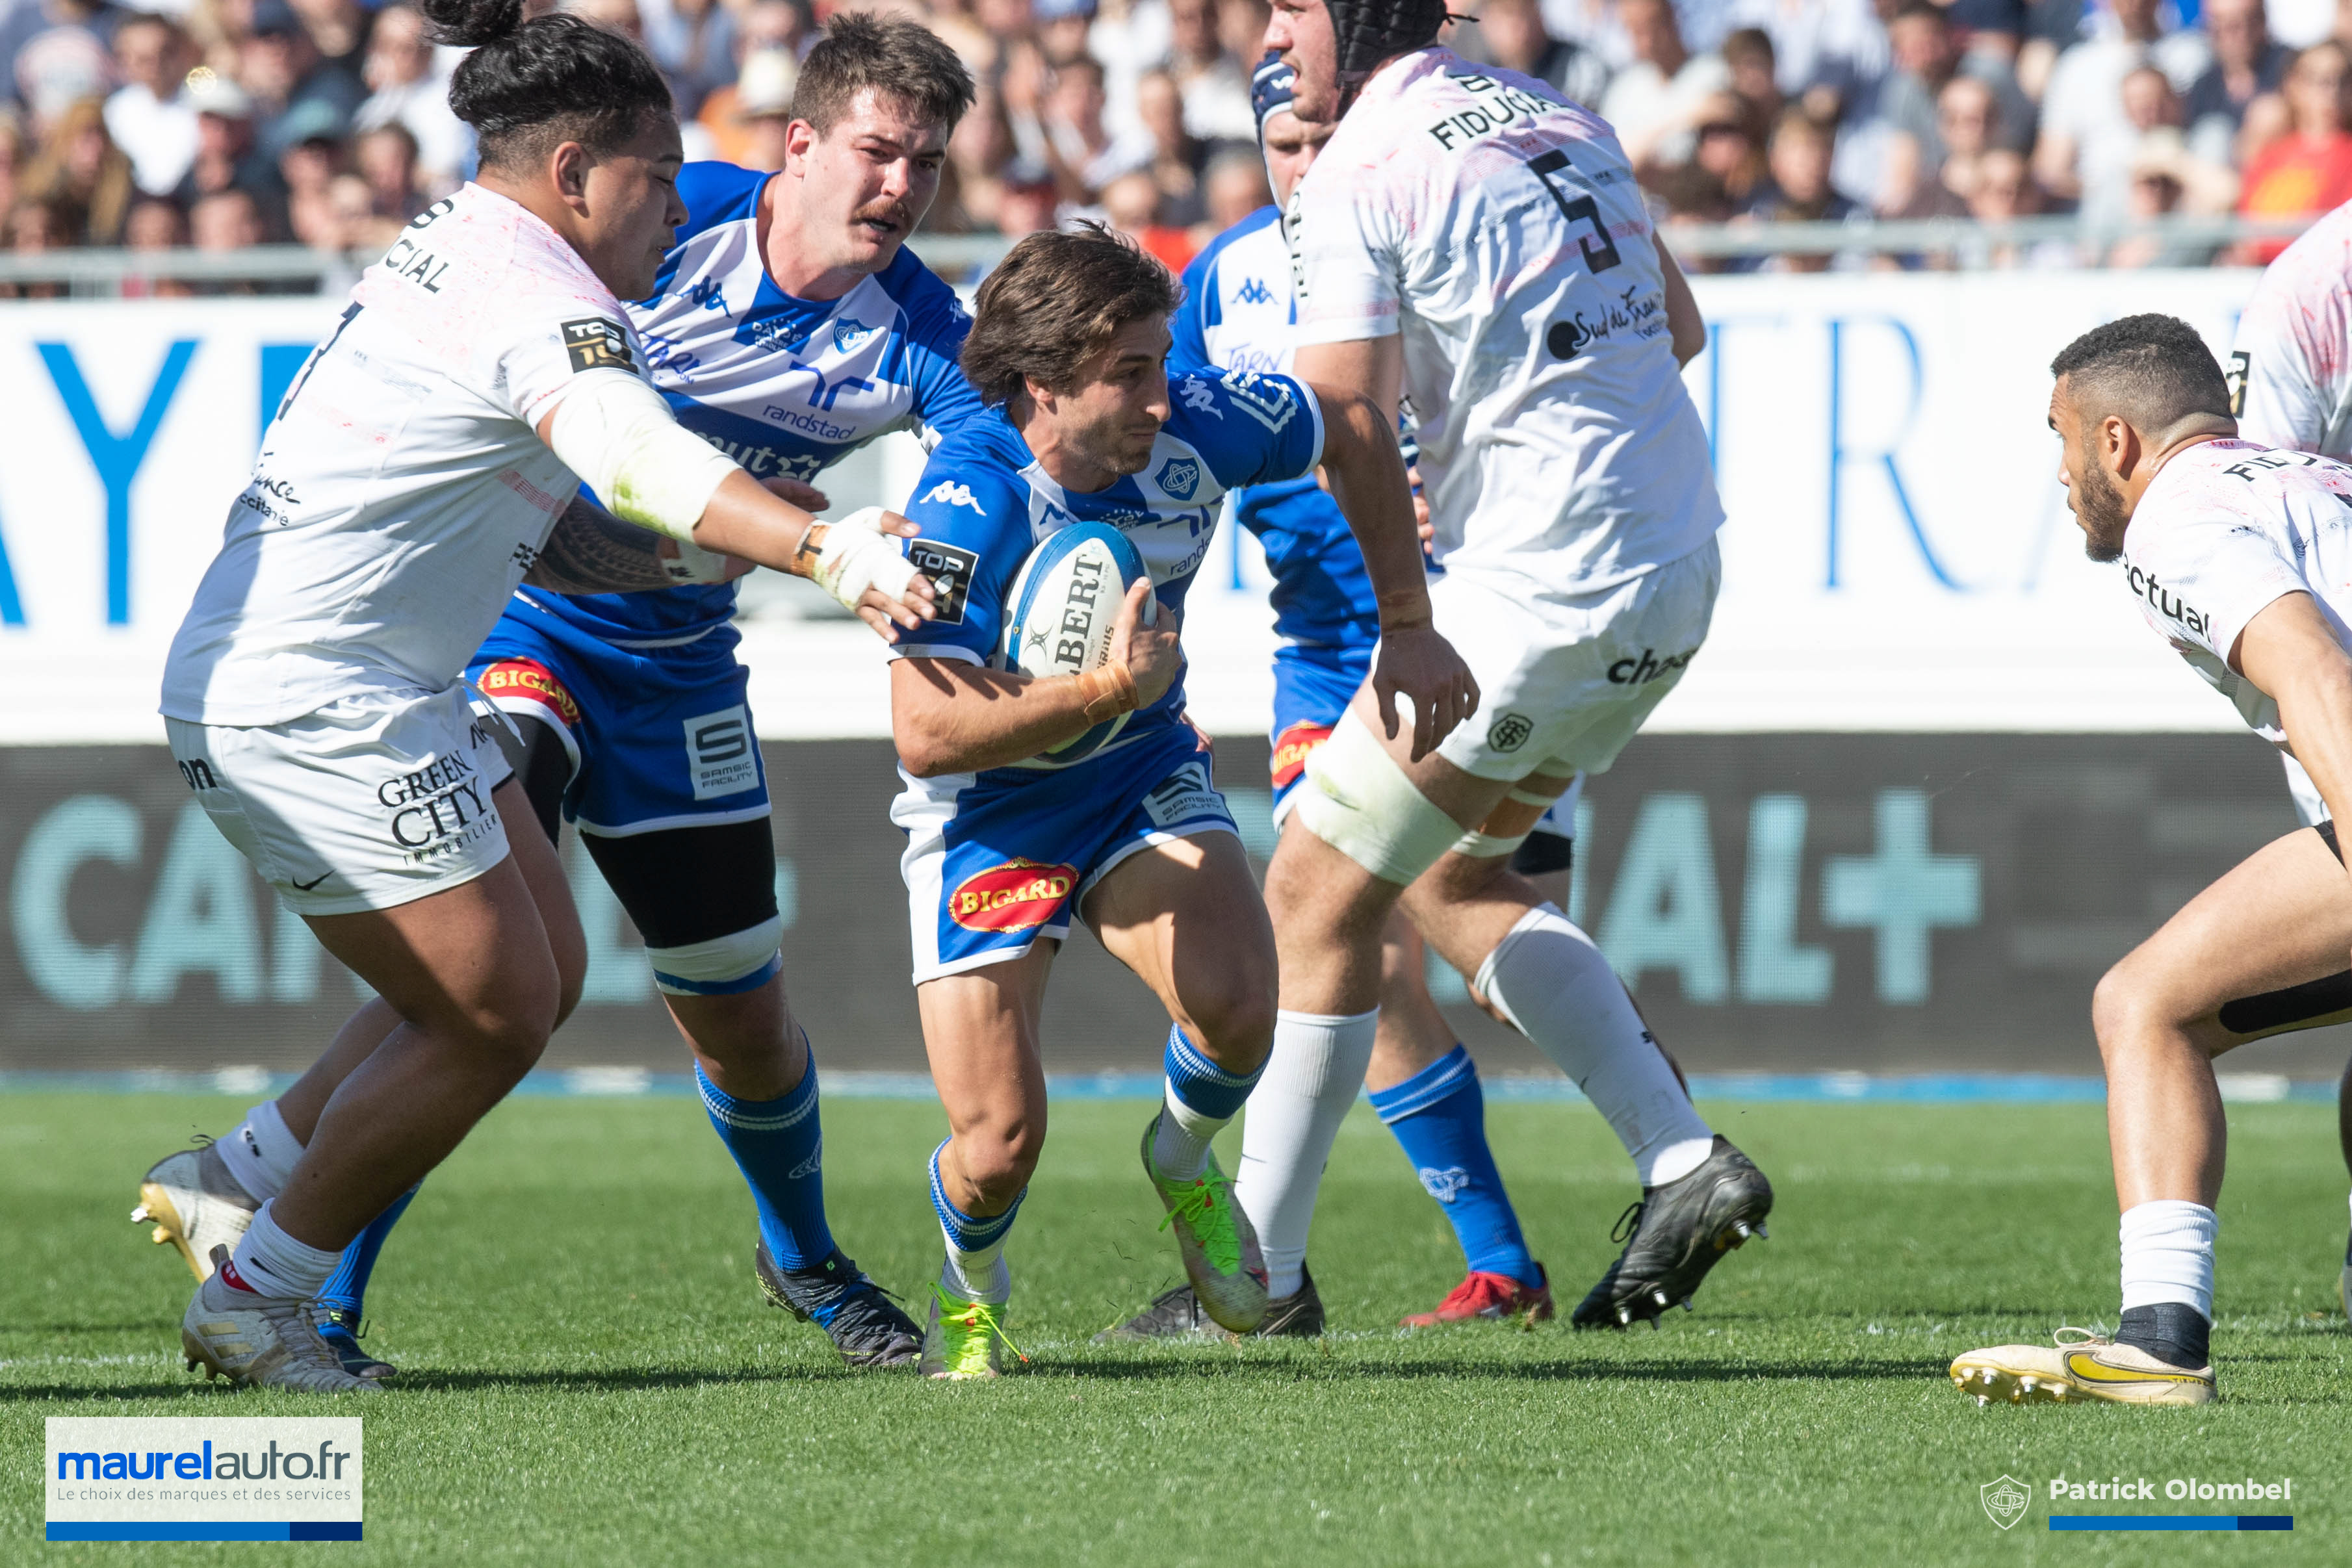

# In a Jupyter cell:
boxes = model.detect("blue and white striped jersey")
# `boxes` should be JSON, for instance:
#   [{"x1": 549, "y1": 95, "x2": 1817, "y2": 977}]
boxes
[
  {"x1": 509, "y1": 160, "x2": 985, "y2": 648},
  {"x1": 1173, "y1": 204, "x2": 1380, "y2": 654}
]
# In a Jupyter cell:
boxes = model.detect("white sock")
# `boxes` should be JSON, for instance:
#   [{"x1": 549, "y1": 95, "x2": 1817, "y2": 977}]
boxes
[
  {"x1": 2119, "y1": 1200, "x2": 2217, "y2": 1319},
  {"x1": 1234, "y1": 1009, "x2": 1376, "y2": 1299},
  {"x1": 214, "y1": 1100, "x2": 304, "y2": 1203},
  {"x1": 939, "y1": 1247, "x2": 1011, "y2": 1306},
  {"x1": 1151, "y1": 1083, "x2": 1229, "y2": 1181},
  {"x1": 1476, "y1": 905, "x2": 1714, "y2": 1189},
  {"x1": 218, "y1": 1202, "x2": 342, "y2": 1300}
]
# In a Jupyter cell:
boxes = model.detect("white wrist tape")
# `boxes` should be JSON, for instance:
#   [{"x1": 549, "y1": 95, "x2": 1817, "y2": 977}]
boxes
[
  {"x1": 804, "y1": 504, "x2": 920, "y2": 612},
  {"x1": 545, "y1": 370, "x2": 738, "y2": 545}
]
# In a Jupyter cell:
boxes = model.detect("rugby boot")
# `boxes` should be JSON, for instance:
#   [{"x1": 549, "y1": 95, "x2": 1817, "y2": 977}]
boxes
[
  {"x1": 311, "y1": 1305, "x2": 397, "y2": 1380},
  {"x1": 1096, "y1": 1264, "x2": 1325, "y2": 1341},
  {"x1": 1140, "y1": 1112, "x2": 1269, "y2": 1333},
  {"x1": 920, "y1": 1285, "x2": 1021, "y2": 1380},
  {"x1": 755, "y1": 1240, "x2": 922, "y2": 1369},
  {"x1": 1950, "y1": 1328, "x2": 2215, "y2": 1407},
  {"x1": 131, "y1": 1141, "x2": 259, "y2": 1281},
  {"x1": 1402, "y1": 1265, "x2": 1556, "y2": 1328},
  {"x1": 181, "y1": 1249, "x2": 378, "y2": 1394},
  {"x1": 1571, "y1": 1136, "x2": 1773, "y2": 1329}
]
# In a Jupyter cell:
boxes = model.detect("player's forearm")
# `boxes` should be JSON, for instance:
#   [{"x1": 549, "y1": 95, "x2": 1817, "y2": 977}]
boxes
[
  {"x1": 688, "y1": 469, "x2": 821, "y2": 574},
  {"x1": 1655, "y1": 238, "x2": 1706, "y2": 368},
  {"x1": 2277, "y1": 665, "x2": 2352, "y2": 837},
  {"x1": 524, "y1": 496, "x2": 677, "y2": 595},
  {"x1": 1314, "y1": 385, "x2": 1435, "y2": 630},
  {"x1": 891, "y1": 659, "x2": 1138, "y2": 777}
]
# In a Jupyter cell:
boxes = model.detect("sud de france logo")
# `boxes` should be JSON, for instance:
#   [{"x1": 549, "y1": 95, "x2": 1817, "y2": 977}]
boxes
[{"x1": 1981, "y1": 1474, "x2": 2029, "y2": 1530}]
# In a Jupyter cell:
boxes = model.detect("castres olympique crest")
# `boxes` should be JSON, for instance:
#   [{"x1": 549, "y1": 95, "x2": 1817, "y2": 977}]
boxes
[{"x1": 1980, "y1": 1475, "x2": 2028, "y2": 1530}]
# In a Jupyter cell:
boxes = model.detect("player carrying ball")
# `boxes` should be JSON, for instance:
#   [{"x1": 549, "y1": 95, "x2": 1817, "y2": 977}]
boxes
[
  {"x1": 885, "y1": 224, "x2": 1475, "y2": 1376},
  {"x1": 1954, "y1": 315, "x2": 2352, "y2": 1407},
  {"x1": 1246, "y1": 0, "x2": 1772, "y2": 1329},
  {"x1": 148, "y1": 0, "x2": 931, "y2": 1392}
]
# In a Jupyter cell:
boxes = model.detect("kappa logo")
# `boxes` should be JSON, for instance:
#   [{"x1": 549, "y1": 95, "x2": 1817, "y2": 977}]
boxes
[
  {"x1": 1488, "y1": 712, "x2": 1534, "y2": 752},
  {"x1": 924, "y1": 480, "x2": 987, "y2": 515},
  {"x1": 1235, "y1": 276, "x2": 1274, "y2": 306},
  {"x1": 949, "y1": 858, "x2": 1079, "y2": 931},
  {"x1": 1220, "y1": 368, "x2": 1297, "y2": 433},
  {"x1": 1417, "y1": 1166, "x2": 1471, "y2": 1203},
  {"x1": 1980, "y1": 1476, "x2": 2029, "y2": 1531},
  {"x1": 684, "y1": 276, "x2": 726, "y2": 313},
  {"x1": 561, "y1": 318, "x2": 636, "y2": 375},
  {"x1": 1156, "y1": 456, "x2": 1202, "y2": 500},
  {"x1": 1179, "y1": 376, "x2": 1219, "y2": 415},
  {"x1": 833, "y1": 316, "x2": 880, "y2": 353}
]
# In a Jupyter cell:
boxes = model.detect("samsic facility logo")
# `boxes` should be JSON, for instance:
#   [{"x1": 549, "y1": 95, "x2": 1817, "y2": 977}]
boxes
[{"x1": 45, "y1": 1417, "x2": 363, "y2": 1543}]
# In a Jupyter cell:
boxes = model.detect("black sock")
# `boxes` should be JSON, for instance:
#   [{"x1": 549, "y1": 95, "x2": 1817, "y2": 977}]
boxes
[{"x1": 2117, "y1": 1302, "x2": 2211, "y2": 1370}]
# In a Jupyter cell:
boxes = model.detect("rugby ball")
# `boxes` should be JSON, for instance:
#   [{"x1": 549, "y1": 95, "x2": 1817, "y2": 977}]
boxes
[{"x1": 1003, "y1": 521, "x2": 1156, "y2": 761}]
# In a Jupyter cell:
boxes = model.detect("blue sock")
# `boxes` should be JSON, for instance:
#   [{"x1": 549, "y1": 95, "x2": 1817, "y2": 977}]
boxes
[
  {"x1": 1367, "y1": 1045, "x2": 1542, "y2": 1288},
  {"x1": 1163, "y1": 1024, "x2": 1263, "y2": 1120},
  {"x1": 695, "y1": 1038, "x2": 836, "y2": 1277},
  {"x1": 317, "y1": 1183, "x2": 419, "y2": 1319},
  {"x1": 930, "y1": 1141, "x2": 1023, "y2": 1304}
]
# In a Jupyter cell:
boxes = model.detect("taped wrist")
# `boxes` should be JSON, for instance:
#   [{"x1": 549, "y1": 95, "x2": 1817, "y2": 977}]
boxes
[
  {"x1": 1074, "y1": 662, "x2": 1139, "y2": 723},
  {"x1": 545, "y1": 370, "x2": 738, "y2": 545},
  {"x1": 797, "y1": 506, "x2": 920, "y2": 612}
]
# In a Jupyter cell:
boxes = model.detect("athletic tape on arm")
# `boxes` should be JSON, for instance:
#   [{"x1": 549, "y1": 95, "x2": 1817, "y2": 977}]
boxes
[
  {"x1": 1294, "y1": 712, "x2": 1463, "y2": 884},
  {"x1": 799, "y1": 505, "x2": 922, "y2": 613},
  {"x1": 545, "y1": 370, "x2": 740, "y2": 545}
]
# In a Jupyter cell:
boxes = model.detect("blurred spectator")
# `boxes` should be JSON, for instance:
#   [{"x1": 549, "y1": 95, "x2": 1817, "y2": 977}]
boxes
[
  {"x1": 996, "y1": 160, "x2": 1060, "y2": 235},
  {"x1": 1602, "y1": 0, "x2": 1731, "y2": 172},
  {"x1": 279, "y1": 123, "x2": 341, "y2": 245},
  {"x1": 1691, "y1": 90, "x2": 1766, "y2": 204},
  {"x1": 1724, "y1": 0, "x2": 1886, "y2": 117},
  {"x1": 1135, "y1": 68, "x2": 1204, "y2": 222},
  {"x1": 188, "y1": 182, "x2": 264, "y2": 289},
  {"x1": 6, "y1": 0, "x2": 123, "y2": 129},
  {"x1": 644, "y1": 0, "x2": 741, "y2": 118},
  {"x1": 352, "y1": 5, "x2": 469, "y2": 191},
  {"x1": 1196, "y1": 139, "x2": 1266, "y2": 232},
  {"x1": 1720, "y1": 26, "x2": 1783, "y2": 135},
  {"x1": 3, "y1": 194, "x2": 70, "y2": 296},
  {"x1": 1541, "y1": 0, "x2": 1632, "y2": 71},
  {"x1": 2036, "y1": 0, "x2": 2212, "y2": 218},
  {"x1": 1100, "y1": 165, "x2": 1192, "y2": 266},
  {"x1": 289, "y1": 0, "x2": 372, "y2": 81},
  {"x1": 19, "y1": 95, "x2": 135, "y2": 242},
  {"x1": 242, "y1": 0, "x2": 363, "y2": 164},
  {"x1": 104, "y1": 14, "x2": 196, "y2": 195},
  {"x1": 1872, "y1": 2, "x2": 2030, "y2": 190},
  {"x1": 2236, "y1": 39, "x2": 2352, "y2": 257},
  {"x1": 1091, "y1": 0, "x2": 1173, "y2": 142},
  {"x1": 1970, "y1": 145, "x2": 2078, "y2": 263},
  {"x1": 174, "y1": 65, "x2": 286, "y2": 236},
  {"x1": 697, "y1": 0, "x2": 812, "y2": 161},
  {"x1": 1740, "y1": 105, "x2": 1864, "y2": 268},
  {"x1": 1459, "y1": 0, "x2": 1609, "y2": 104},
  {"x1": 1043, "y1": 54, "x2": 1152, "y2": 198},
  {"x1": 1035, "y1": 0, "x2": 1096, "y2": 66},
  {"x1": 354, "y1": 121, "x2": 426, "y2": 221},
  {"x1": 2272, "y1": 0, "x2": 2337, "y2": 47},
  {"x1": 0, "y1": 112, "x2": 24, "y2": 216},
  {"x1": 563, "y1": 0, "x2": 647, "y2": 44},
  {"x1": 2186, "y1": 0, "x2": 2292, "y2": 159},
  {"x1": 728, "y1": 48, "x2": 795, "y2": 172},
  {"x1": 2118, "y1": 62, "x2": 2241, "y2": 205},
  {"x1": 1167, "y1": 0, "x2": 1253, "y2": 142},
  {"x1": 120, "y1": 192, "x2": 191, "y2": 295}
]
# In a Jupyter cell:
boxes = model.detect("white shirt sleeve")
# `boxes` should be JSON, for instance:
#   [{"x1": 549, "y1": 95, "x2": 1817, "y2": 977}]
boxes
[
  {"x1": 2131, "y1": 505, "x2": 2308, "y2": 665},
  {"x1": 492, "y1": 300, "x2": 647, "y2": 431},
  {"x1": 1287, "y1": 167, "x2": 1405, "y2": 347},
  {"x1": 2231, "y1": 281, "x2": 2344, "y2": 452}
]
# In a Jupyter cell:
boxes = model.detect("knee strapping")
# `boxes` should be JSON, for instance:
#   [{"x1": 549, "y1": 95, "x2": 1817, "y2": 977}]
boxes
[
  {"x1": 1295, "y1": 715, "x2": 1462, "y2": 884},
  {"x1": 648, "y1": 916, "x2": 783, "y2": 996},
  {"x1": 1453, "y1": 780, "x2": 1575, "y2": 860}
]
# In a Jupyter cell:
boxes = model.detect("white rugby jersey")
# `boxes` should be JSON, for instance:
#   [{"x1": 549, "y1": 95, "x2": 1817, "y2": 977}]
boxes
[
  {"x1": 2229, "y1": 198, "x2": 2352, "y2": 456},
  {"x1": 1287, "y1": 47, "x2": 1722, "y2": 597},
  {"x1": 2118, "y1": 439, "x2": 2352, "y2": 746},
  {"x1": 162, "y1": 183, "x2": 637, "y2": 726}
]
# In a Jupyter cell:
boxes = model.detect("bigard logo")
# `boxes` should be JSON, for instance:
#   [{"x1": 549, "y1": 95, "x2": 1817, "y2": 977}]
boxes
[
  {"x1": 1981, "y1": 1475, "x2": 2029, "y2": 1530},
  {"x1": 949, "y1": 858, "x2": 1078, "y2": 931}
]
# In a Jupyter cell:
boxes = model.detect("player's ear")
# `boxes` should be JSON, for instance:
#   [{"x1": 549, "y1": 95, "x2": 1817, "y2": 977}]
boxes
[
  {"x1": 784, "y1": 118, "x2": 820, "y2": 170},
  {"x1": 550, "y1": 140, "x2": 591, "y2": 205}
]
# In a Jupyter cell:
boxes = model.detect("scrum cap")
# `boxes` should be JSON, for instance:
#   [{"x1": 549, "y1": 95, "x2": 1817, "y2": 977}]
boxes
[{"x1": 1325, "y1": 0, "x2": 1449, "y2": 85}]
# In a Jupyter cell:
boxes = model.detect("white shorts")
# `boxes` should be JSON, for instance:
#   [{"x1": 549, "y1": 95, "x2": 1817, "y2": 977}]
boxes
[
  {"x1": 164, "y1": 684, "x2": 517, "y2": 918},
  {"x1": 1432, "y1": 535, "x2": 1720, "y2": 782}
]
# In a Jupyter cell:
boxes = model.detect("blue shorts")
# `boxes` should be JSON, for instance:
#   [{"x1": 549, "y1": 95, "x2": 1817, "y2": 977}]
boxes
[
  {"x1": 892, "y1": 723, "x2": 1239, "y2": 983},
  {"x1": 1269, "y1": 641, "x2": 1371, "y2": 818},
  {"x1": 467, "y1": 607, "x2": 767, "y2": 838}
]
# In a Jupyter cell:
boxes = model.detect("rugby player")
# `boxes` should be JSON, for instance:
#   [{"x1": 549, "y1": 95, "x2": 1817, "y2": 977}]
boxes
[
  {"x1": 1244, "y1": 0, "x2": 1772, "y2": 1331},
  {"x1": 885, "y1": 224, "x2": 1476, "y2": 1376},
  {"x1": 136, "y1": 13, "x2": 983, "y2": 1378},
  {"x1": 1109, "y1": 55, "x2": 1560, "y2": 1339},
  {"x1": 148, "y1": 0, "x2": 933, "y2": 1392},
  {"x1": 1952, "y1": 314, "x2": 2352, "y2": 1406},
  {"x1": 2223, "y1": 202, "x2": 2352, "y2": 1314}
]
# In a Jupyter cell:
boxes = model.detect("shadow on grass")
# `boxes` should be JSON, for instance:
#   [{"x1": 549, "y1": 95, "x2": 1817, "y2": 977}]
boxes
[{"x1": 0, "y1": 1365, "x2": 860, "y2": 1403}]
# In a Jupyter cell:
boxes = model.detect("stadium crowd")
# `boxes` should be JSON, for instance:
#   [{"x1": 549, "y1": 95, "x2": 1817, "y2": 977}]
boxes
[{"x1": 0, "y1": 0, "x2": 2346, "y2": 281}]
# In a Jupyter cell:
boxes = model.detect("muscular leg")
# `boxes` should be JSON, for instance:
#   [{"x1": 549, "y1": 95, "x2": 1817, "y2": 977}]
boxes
[{"x1": 918, "y1": 944, "x2": 1055, "y2": 1304}]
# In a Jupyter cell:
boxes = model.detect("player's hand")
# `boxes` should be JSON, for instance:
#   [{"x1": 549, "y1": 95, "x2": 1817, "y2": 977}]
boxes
[
  {"x1": 1373, "y1": 621, "x2": 1478, "y2": 761},
  {"x1": 1108, "y1": 579, "x2": 1182, "y2": 708},
  {"x1": 760, "y1": 476, "x2": 832, "y2": 512},
  {"x1": 800, "y1": 507, "x2": 936, "y2": 639}
]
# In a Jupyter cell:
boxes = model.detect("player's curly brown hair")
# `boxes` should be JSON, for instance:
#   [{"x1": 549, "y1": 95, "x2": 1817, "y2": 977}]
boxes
[{"x1": 960, "y1": 222, "x2": 1182, "y2": 407}]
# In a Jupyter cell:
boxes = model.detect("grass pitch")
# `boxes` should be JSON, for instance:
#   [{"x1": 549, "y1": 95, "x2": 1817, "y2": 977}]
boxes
[{"x1": 5, "y1": 1090, "x2": 2350, "y2": 1565}]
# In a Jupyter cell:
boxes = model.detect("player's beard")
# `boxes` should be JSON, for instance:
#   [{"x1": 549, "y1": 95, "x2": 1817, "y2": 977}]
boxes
[
  {"x1": 1073, "y1": 407, "x2": 1161, "y2": 478},
  {"x1": 2073, "y1": 443, "x2": 2130, "y2": 563}
]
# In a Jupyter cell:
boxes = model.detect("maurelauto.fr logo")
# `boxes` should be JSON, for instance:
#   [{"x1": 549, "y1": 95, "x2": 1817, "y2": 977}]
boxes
[
  {"x1": 1981, "y1": 1475, "x2": 2030, "y2": 1530},
  {"x1": 45, "y1": 1417, "x2": 362, "y2": 1543}
]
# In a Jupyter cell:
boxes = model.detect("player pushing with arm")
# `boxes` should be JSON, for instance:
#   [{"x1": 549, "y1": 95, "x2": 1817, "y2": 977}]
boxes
[
  {"x1": 883, "y1": 224, "x2": 1475, "y2": 1376},
  {"x1": 1954, "y1": 315, "x2": 2352, "y2": 1406},
  {"x1": 1240, "y1": 0, "x2": 1772, "y2": 1330},
  {"x1": 149, "y1": 0, "x2": 931, "y2": 1393}
]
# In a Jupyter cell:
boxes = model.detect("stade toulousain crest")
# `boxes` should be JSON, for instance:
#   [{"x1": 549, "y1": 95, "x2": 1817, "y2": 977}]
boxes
[{"x1": 1980, "y1": 1476, "x2": 2029, "y2": 1531}]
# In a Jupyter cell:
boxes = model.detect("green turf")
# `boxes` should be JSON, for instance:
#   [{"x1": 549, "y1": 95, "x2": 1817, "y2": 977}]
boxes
[{"x1": 4, "y1": 1091, "x2": 2347, "y2": 1565}]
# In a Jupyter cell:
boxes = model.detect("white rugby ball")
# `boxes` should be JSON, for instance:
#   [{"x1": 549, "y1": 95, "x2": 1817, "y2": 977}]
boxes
[{"x1": 1002, "y1": 521, "x2": 1156, "y2": 762}]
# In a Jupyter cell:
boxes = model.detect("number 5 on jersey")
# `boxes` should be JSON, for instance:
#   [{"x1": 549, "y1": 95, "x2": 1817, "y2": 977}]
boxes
[{"x1": 1527, "y1": 149, "x2": 1622, "y2": 274}]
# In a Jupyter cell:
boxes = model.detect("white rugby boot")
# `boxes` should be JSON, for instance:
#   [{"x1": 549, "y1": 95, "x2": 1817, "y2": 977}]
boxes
[
  {"x1": 181, "y1": 1249, "x2": 380, "y2": 1394},
  {"x1": 133, "y1": 1142, "x2": 259, "y2": 1281}
]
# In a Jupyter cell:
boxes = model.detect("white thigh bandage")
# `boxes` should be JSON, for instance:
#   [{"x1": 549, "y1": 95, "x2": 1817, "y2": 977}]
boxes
[
  {"x1": 1453, "y1": 782, "x2": 1572, "y2": 860},
  {"x1": 645, "y1": 915, "x2": 784, "y2": 997},
  {"x1": 802, "y1": 506, "x2": 921, "y2": 613},
  {"x1": 545, "y1": 370, "x2": 739, "y2": 545},
  {"x1": 1295, "y1": 713, "x2": 1462, "y2": 885}
]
